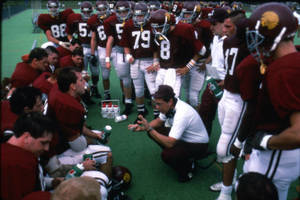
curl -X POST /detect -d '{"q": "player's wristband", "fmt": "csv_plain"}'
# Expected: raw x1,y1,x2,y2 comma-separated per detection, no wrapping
125,54,133,63
260,135,272,150
105,57,110,63
146,126,153,132
233,138,243,149
58,41,63,46
186,59,196,70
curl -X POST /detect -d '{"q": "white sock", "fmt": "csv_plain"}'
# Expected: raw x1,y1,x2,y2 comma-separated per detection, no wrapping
221,183,233,195
125,98,132,104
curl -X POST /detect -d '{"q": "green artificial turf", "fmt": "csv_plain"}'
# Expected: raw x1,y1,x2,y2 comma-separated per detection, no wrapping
1,8,299,200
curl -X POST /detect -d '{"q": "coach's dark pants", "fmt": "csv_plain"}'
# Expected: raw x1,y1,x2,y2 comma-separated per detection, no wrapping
197,84,221,136
161,141,208,176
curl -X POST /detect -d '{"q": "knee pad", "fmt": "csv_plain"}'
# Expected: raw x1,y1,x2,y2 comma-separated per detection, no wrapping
101,66,110,80
133,79,144,98
85,144,111,164
68,135,87,152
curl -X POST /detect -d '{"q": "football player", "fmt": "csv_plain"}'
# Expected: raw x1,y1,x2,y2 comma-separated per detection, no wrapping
89,1,113,100
104,1,134,115
150,9,206,97
9,48,49,98
47,67,113,178
66,1,101,98
210,11,249,200
147,1,161,14
38,0,74,49
59,47,84,70
44,46,59,73
1,87,44,140
1,113,57,200
179,1,213,107
197,7,229,136
236,3,300,200
120,2,158,120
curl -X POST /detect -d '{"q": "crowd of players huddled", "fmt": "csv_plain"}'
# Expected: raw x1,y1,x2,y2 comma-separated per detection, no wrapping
1,1,300,200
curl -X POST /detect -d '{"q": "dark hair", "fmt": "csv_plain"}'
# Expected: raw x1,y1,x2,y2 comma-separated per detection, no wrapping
28,47,48,63
228,10,246,25
236,172,279,200
45,46,59,55
57,67,80,92
72,47,84,57
10,86,42,115
153,85,176,102
13,112,56,138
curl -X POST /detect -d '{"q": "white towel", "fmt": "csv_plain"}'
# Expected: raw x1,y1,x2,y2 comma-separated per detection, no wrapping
163,68,176,88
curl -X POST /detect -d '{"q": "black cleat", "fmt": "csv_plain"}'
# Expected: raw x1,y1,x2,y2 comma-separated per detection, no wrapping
133,108,148,123
91,86,101,98
122,103,133,116
104,93,111,100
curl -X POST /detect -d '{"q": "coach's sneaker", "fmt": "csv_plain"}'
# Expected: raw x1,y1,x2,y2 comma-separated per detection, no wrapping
91,86,101,98
133,108,148,124
178,171,193,182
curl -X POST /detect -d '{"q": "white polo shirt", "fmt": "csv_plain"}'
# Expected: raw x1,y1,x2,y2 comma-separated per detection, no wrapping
159,99,209,143
209,35,227,80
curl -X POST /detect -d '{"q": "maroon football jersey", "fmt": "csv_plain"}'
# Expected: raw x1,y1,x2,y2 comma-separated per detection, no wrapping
1,100,18,134
156,23,204,69
223,35,250,93
59,55,83,71
120,19,154,59
236,55,262,101
1,143,39,200
48,84,85,140
88,14,113,48
193,19,213,55
11,62,41,88
56,45,72,58
253,52,300,133
38,8,73,42
32,72,53,95
104,14,129,46
266,52,300,120
66,13,92,45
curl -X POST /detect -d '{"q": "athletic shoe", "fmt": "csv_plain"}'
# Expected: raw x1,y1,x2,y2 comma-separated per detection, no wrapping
216,193,231,200
210,182,223,192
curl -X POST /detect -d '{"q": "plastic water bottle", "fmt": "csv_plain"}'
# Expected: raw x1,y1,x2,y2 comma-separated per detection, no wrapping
98,125,112,144
115,114,127,123
65,163,84,180
101,103,108,118
206,76,223,99
83,153,93,161
113,105,120,117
